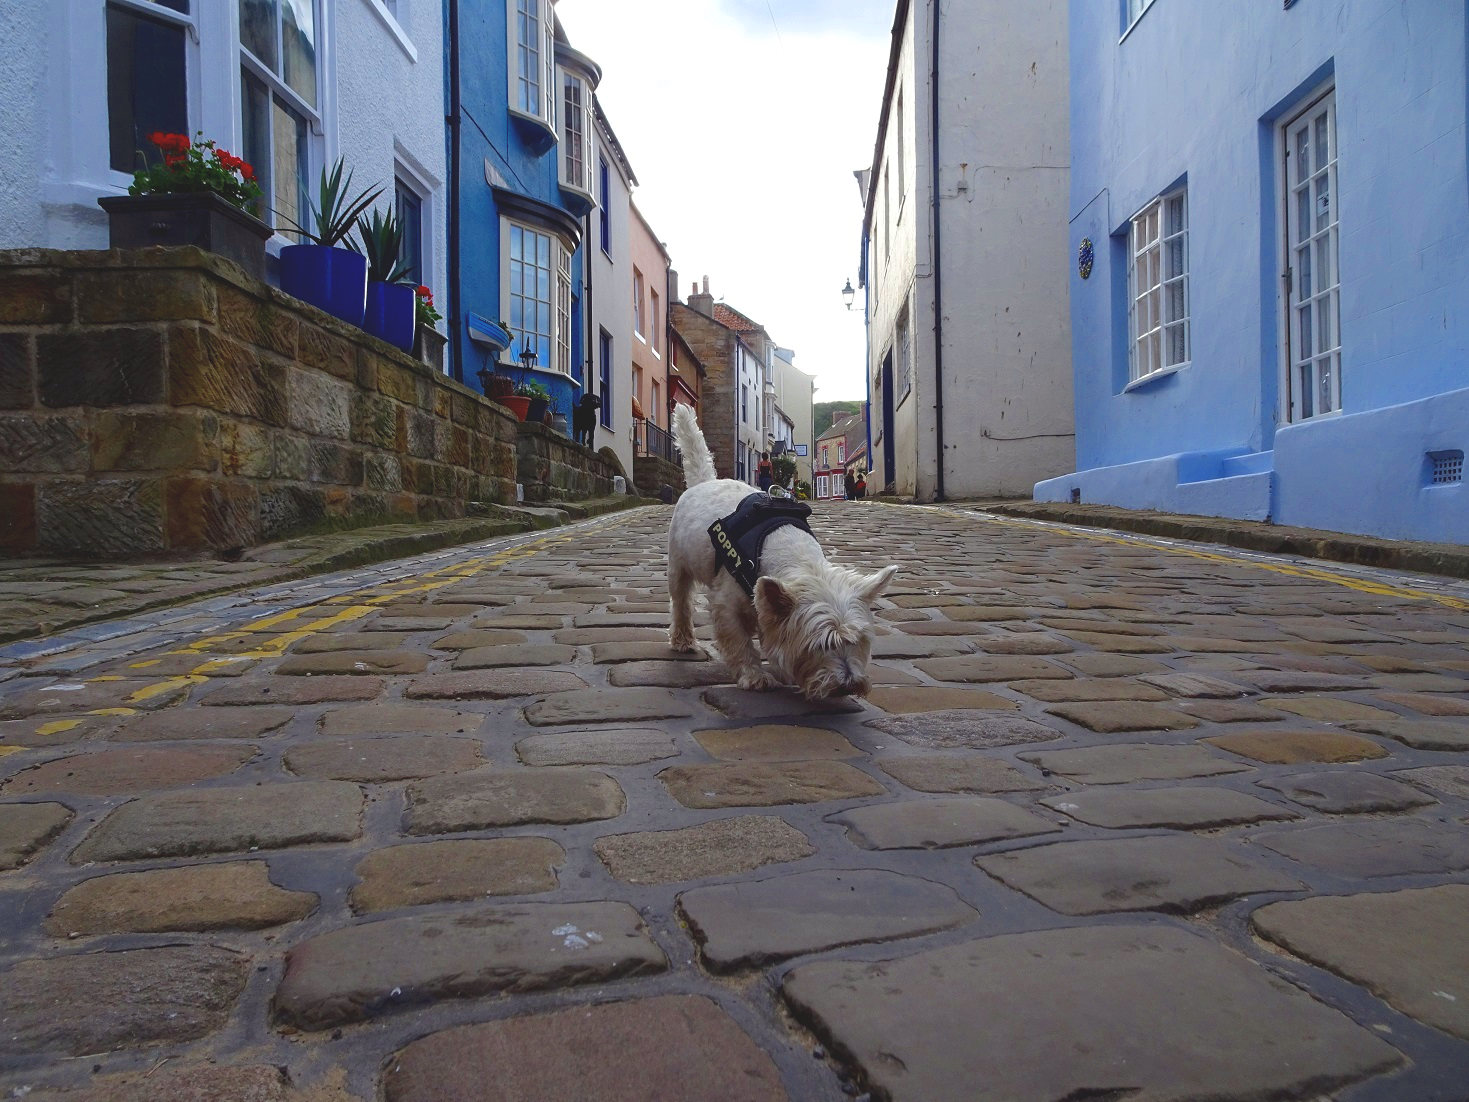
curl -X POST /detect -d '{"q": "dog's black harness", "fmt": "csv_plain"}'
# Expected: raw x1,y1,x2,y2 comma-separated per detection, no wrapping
708,492,814,597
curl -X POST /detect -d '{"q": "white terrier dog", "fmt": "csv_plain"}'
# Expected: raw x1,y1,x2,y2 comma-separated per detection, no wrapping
668,405,897,699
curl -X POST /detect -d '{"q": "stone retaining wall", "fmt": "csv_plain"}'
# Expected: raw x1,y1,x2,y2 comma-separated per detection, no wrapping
516,422,617,503
0,248,600,558
634,454,685,502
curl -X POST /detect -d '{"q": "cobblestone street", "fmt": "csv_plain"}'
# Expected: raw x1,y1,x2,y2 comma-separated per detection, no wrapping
2,502,1468,1101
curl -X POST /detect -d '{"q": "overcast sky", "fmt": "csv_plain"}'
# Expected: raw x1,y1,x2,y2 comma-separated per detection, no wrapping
556,0,896,403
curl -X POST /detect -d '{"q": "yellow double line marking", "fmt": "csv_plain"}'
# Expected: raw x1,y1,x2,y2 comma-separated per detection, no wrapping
7,522,597,747
909,503,1469,613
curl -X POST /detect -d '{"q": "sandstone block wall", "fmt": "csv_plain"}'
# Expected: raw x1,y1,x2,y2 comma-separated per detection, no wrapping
0,248,527,557
516,422,616,503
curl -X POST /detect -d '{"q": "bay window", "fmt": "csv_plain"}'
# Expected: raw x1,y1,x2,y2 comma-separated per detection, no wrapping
509,0,556,133
556,45,600,201
507,219,573,377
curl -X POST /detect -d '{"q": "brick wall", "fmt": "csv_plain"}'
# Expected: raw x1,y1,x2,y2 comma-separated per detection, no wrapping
0,248,529,557
670,303,736,480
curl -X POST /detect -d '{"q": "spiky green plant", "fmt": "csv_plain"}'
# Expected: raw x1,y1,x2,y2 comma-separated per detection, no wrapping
278,158,382,247
353,206,413,283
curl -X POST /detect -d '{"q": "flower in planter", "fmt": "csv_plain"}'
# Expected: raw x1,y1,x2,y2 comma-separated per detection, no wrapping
129,132,262,209
416,285,442,328
515,380,550,400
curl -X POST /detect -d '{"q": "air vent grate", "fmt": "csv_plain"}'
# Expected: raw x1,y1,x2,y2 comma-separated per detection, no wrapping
1428,450,1464,485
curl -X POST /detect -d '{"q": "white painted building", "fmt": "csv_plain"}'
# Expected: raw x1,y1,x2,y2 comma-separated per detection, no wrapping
587,99,637,479
2,0,446,323
769,346,815,488
859,0,1074,500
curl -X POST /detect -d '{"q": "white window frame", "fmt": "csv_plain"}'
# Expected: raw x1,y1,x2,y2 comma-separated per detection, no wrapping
649,289,660,357
1122,0,1157,39
508,0,556,136
503,217,573,379
1281,86,1342,423
1126,185,1189,387
817,475,829,499
837,440,846,464
896,88,905,211
558,68,596,199
633,269,645,340
239,0,327,240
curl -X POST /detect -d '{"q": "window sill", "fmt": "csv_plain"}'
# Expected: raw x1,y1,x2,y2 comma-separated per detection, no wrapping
634,332,647,345
509,108,558,154
361,0,417,62
1118,0,1157,44
1123,363,1187,393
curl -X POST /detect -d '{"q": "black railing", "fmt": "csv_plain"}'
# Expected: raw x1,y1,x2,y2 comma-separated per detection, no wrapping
636,419,677,462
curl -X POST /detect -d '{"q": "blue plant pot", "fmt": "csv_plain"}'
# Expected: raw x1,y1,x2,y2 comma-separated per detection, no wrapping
278,244,368,327
364,281,416,351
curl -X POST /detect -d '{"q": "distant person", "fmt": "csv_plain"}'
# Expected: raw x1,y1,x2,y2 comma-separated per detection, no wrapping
757,452,773,493
855,473,867,500
843,469,855,500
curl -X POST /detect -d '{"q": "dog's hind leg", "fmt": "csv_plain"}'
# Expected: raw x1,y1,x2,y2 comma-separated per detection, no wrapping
668,564,698,652
713,591,774,691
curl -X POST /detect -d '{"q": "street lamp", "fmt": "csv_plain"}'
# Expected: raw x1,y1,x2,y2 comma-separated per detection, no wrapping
841,279,855,311
519,346,538,372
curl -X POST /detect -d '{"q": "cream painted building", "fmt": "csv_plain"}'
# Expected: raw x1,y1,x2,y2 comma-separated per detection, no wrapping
858,0,1073,500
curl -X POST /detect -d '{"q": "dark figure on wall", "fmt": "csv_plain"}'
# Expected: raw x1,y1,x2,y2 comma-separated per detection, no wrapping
573,393,603,448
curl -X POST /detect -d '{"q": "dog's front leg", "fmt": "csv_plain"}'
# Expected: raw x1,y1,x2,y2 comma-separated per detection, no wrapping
712,593,773,690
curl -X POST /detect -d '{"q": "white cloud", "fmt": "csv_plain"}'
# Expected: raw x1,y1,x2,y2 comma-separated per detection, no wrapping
555,0,893,401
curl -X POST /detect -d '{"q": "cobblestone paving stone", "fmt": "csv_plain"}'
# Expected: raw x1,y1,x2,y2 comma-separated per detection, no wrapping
2,502,1468,1099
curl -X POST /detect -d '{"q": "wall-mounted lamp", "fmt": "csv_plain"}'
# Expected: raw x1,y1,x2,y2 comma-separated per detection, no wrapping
519,346,538,372
841,279,856,311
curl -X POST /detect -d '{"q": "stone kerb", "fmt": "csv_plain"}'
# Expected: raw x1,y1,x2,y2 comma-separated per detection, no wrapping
0,247,519,557
516,420,616,503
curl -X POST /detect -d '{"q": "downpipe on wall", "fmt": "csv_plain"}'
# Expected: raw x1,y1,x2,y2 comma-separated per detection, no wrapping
929,0,946,501
447,0,463,384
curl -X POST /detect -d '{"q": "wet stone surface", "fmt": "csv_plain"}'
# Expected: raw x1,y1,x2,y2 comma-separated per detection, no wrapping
2,501,1467,1099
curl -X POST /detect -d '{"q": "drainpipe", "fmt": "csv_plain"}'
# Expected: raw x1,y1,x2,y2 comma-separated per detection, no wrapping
584,211,594,400
447,0,463,383
929,0,946,501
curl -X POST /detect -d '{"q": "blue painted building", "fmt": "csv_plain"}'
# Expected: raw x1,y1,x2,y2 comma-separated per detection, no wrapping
445,0,601,419
1038,0,1468,543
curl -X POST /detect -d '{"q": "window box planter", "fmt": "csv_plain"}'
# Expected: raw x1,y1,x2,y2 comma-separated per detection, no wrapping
279,244,368,328
98,192,272,281
415,326,447,372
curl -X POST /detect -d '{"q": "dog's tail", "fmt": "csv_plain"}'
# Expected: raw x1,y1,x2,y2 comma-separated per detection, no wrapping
672,404,717,487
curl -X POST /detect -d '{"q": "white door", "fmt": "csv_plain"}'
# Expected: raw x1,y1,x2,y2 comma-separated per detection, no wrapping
1283,89,1341,421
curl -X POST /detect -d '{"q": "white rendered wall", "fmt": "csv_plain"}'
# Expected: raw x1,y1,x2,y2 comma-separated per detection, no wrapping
865,0,1073,501
934,0,1073,498
0,0,445,322
771,348,815,486
335,0,448,332
591,124,635,479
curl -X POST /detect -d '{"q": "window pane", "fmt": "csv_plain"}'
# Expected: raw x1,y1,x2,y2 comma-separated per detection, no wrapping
272,96,309,238
241,70,271,223
517,0,540,114
1166,322,1187,366
1165,194,1184,236
282,0,317,106
107,4,188,173
395,181,423,285
1295,126,1310,185
240,0,278,70
1315,112,1329,173
1317,294,1333,353
1166,279,1185,325
1165,236,1184,280
1317,235,1333,289
1297,244,1312,298
1298,364,1314,418
1298,302,1313,358
1296,188,1311,244
1317,358,1333,412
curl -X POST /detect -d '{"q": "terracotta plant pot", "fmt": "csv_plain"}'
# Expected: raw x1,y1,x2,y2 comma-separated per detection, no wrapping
500,395,531,421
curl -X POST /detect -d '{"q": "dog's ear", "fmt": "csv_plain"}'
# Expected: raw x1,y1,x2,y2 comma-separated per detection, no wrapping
754,576,797,623
857,564,899,604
